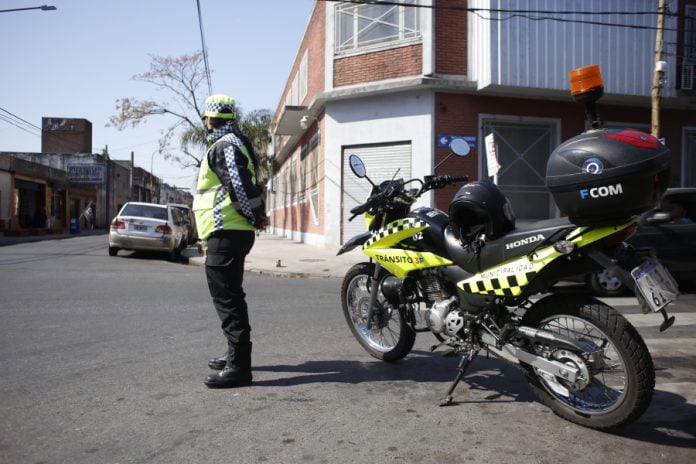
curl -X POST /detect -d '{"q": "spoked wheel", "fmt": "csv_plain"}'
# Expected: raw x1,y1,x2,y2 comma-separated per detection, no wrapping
521,294,655,430
341,263,415,362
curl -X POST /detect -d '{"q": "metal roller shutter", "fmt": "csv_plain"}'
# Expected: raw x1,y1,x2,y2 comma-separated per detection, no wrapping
341,142,411,243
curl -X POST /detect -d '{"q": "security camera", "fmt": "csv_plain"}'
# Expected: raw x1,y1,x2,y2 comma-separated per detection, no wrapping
656,61,667,73
300,115,310,130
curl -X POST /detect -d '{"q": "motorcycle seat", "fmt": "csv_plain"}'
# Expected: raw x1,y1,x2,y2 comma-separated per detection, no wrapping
444,217,576,274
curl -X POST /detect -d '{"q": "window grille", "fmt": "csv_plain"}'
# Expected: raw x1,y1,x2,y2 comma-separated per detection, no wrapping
335,0,420,54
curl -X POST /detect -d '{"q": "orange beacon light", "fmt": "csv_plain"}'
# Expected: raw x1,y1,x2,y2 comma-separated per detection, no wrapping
568,64,605,128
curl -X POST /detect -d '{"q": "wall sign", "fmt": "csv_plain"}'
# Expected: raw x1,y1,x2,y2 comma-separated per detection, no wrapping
437,135,476,148
67,164,104,183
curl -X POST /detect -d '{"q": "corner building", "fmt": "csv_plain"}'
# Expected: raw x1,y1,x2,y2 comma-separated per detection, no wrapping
270,0,696,249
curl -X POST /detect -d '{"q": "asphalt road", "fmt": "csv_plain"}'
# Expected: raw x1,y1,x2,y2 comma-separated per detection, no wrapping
0,235,694,464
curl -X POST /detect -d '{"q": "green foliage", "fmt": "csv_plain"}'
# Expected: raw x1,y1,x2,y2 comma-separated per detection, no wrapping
238,109,274,185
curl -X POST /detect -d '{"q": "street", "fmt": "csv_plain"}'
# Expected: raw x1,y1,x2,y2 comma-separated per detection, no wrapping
0,235,695,464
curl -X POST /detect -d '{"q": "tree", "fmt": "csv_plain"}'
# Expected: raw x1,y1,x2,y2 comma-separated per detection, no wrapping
109,51,274,183
239,109,274,184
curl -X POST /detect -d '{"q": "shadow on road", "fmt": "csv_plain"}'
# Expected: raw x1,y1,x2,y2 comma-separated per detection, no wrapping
253,353,696,448
253,351,535,403
612,389,696,449
116,249,190,265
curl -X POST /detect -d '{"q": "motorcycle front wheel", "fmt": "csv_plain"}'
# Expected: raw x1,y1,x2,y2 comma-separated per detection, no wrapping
521,294,655,430
341,263,415,362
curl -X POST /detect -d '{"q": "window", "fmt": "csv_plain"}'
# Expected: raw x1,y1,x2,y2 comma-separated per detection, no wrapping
335,0,420,54
285,50,308,106
121,203,168,220
686,6,696,60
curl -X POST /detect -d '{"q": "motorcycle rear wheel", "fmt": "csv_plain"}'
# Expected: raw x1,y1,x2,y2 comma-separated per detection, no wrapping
521,294,655,430
341,263,415,362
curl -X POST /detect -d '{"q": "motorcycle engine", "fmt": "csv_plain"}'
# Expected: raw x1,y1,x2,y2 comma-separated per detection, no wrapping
421,296,464,337
416,271,465,337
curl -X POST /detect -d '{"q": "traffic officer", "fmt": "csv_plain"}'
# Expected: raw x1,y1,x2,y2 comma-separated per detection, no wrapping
193,94,268,388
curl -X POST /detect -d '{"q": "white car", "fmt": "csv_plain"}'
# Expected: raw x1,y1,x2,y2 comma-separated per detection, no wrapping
169,203,198,245
108,202,187,260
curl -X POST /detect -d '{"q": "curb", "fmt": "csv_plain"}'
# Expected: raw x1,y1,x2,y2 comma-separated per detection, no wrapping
184,254,345,279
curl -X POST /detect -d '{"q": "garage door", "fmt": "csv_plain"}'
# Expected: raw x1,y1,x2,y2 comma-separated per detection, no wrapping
342,142,411,244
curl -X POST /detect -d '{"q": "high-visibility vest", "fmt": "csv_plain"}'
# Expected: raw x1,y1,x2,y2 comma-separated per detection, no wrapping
193,134,257,239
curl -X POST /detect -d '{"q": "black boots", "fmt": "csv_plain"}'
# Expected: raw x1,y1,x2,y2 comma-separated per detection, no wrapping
204,342,252,389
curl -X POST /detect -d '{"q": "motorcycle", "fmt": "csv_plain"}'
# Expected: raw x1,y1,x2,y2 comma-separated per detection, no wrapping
337,66,678,430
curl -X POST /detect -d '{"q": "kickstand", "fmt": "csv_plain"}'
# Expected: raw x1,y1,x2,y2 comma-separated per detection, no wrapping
439,350,477,407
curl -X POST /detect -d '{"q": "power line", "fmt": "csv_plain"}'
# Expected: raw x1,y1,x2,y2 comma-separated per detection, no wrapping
0,106,42,131
321,0,684,17
0,114,41,138
320,0,694,34
196,0,213,95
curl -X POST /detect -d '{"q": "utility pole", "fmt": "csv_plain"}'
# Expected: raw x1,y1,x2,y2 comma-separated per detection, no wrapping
130,151,134,201
651,0,667,138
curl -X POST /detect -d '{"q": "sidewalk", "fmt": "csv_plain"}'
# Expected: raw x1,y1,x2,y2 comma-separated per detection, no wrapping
0,229,107,247
186,232,365,279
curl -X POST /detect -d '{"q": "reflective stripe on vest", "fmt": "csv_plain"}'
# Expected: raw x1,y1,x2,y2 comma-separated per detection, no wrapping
192,134,257,239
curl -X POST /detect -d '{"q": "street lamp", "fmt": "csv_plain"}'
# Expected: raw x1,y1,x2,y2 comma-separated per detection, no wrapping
0,5,57,13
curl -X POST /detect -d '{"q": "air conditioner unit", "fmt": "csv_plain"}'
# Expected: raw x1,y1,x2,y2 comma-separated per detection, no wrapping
681,64,695,90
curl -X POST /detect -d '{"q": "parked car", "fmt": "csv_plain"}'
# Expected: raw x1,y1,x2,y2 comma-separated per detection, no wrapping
169,203,198,245
583,188,696,296
108,202,187,260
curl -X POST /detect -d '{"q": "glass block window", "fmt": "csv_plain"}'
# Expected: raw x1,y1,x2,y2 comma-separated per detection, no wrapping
335,0,420,54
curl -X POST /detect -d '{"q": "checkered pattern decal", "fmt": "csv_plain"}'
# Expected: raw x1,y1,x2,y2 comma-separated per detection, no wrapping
220,134,254,222
213,187,225,231
459,271,537,297
205,101,234,114
363,218,427,249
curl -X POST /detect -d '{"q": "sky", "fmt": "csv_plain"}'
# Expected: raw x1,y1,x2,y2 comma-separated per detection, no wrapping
0,0,315,191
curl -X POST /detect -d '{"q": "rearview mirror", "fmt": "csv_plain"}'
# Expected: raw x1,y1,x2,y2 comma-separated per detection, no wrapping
450,138,471,157
349,155,366,178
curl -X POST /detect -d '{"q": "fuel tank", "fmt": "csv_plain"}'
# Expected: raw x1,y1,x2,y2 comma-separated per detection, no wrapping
402,207,450,258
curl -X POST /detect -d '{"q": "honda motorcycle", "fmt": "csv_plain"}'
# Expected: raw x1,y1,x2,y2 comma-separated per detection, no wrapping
337,66,678,430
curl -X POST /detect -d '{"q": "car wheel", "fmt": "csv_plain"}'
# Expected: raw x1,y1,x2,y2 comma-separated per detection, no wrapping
587,269,626,296
108,246,119,257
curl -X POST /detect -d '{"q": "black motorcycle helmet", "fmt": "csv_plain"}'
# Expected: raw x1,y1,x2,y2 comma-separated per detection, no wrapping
448,181,516,242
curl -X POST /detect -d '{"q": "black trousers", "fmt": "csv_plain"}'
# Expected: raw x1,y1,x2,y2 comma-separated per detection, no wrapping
205,230,256,361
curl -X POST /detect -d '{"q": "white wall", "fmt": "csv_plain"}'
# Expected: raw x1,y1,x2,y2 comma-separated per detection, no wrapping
324,91,435,247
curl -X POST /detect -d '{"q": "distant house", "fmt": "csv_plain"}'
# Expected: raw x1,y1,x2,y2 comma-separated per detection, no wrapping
269,0,696,248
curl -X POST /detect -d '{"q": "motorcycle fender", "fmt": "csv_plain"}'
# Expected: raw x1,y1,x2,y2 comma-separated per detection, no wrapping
337,231,371,256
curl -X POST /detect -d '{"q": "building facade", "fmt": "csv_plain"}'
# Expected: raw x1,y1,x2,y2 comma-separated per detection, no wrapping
269,0,696,248
0,154,68,231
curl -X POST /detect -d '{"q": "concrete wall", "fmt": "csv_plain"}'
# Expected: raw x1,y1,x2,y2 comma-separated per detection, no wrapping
324,90,435,247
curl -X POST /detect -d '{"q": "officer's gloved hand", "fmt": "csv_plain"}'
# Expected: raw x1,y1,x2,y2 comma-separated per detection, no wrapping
254,215,270,230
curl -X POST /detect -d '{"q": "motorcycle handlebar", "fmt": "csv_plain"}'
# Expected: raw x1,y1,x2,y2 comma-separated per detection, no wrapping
348,174,467,221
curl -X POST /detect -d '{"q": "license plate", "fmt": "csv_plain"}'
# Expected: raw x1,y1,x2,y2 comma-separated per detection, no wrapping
631,258,679,312
133,224,148,232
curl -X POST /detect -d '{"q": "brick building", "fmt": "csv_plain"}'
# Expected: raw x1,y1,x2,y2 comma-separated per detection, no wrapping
270,0,696,248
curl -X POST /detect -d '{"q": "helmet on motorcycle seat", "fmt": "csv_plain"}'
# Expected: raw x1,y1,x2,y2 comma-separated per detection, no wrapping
448,181,515,242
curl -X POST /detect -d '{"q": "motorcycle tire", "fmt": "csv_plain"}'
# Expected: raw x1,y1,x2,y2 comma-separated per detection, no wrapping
341,263,415,362
521,293,654,430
